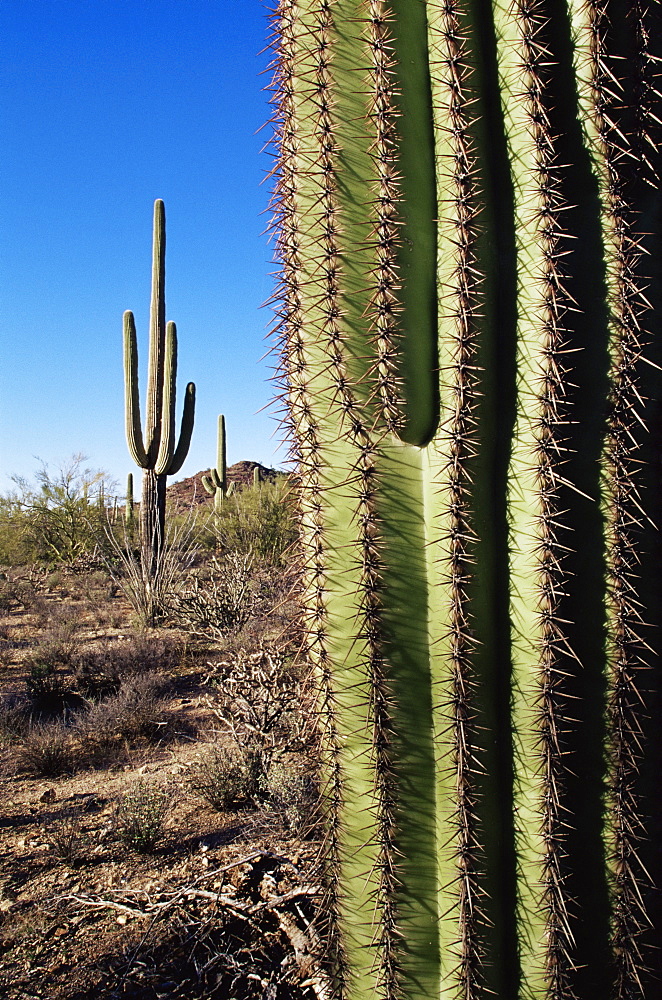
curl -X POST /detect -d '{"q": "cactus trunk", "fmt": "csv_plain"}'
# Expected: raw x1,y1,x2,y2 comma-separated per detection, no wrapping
270,2,662,998
140,469,165,580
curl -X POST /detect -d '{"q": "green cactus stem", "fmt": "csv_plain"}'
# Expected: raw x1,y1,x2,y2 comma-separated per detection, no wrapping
123,199,195,578
253,466,261,489
270,2,662,999
202,414,235,513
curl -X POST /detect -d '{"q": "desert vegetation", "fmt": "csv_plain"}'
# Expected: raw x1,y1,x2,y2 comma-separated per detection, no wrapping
0,464,328,999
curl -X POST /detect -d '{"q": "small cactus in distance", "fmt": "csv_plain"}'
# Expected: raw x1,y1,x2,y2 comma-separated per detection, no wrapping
202,414,235,513
252,466,261,490
123,199,195,579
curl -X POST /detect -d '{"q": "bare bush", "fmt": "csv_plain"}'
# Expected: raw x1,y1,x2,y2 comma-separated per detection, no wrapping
71,636,178,700
204,645,316,783
262,761,320,835
0,694,31,745
17,720,74,776
74,671,170,761
172,551,256,640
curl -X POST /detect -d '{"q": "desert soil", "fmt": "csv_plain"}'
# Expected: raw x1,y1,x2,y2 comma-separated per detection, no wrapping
0,566,327,1000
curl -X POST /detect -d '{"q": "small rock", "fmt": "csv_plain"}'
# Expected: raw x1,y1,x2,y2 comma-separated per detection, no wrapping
40,789,57,804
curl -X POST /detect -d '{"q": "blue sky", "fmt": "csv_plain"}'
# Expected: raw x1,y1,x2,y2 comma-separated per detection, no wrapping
0,0,283,496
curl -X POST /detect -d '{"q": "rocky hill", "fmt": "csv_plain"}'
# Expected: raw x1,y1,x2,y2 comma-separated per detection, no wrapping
166,461,282,513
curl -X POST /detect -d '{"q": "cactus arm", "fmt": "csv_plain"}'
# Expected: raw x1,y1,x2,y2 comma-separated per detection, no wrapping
166,381,195,477
155,321,177,476
123,310,149,469
201,473,215,496
145,198,167,462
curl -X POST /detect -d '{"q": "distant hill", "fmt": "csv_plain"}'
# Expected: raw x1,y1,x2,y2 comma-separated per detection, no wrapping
166,461,282,513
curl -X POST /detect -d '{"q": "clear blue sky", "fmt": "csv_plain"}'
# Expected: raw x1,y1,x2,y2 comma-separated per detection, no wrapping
0,0,283,496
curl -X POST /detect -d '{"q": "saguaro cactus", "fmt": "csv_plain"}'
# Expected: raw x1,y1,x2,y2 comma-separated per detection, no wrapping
123,200,195,577
271,3,662,999
202,414,235,512
125,472,135,532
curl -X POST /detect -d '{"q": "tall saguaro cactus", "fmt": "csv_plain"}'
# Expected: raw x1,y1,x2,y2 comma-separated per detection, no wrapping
270,2,662,999
123,199,195,578
202,414,235,512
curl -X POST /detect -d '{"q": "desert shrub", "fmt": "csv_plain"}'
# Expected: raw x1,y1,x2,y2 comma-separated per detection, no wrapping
75,670,170,751
205,646,313,772
0,623,13,667
0,694,31,744
71,636,178,700
189,743,262,811
102,514,199,627
0,581,14,614
47,809,87,865
25,661,69,713
0,574,41,613
17,720,74,776
172,552,256,640
3,456,117,567
262,762,319,835
74,569,115,604
114,779,174,852
23,628,82,715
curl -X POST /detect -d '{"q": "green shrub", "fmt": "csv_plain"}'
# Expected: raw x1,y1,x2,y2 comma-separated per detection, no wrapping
1,456,117,567
189,743,262,811
213,477,296,566
114,779,173,852
262,762,319,835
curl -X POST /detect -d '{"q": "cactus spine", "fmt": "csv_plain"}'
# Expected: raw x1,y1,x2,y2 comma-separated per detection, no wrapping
123,200,195,577
202,414,234,512
271,2,662,999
